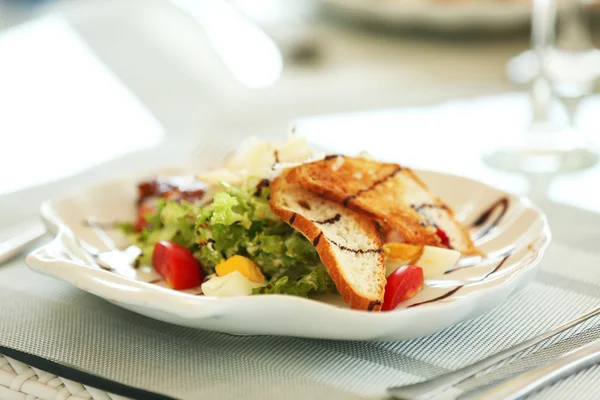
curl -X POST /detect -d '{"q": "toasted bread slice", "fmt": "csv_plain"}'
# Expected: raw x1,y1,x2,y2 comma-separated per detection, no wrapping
270,172,386,311
287,156,479,255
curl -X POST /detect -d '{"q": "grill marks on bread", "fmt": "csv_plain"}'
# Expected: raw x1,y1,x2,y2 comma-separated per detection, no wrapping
342,165,403,207
287,156,479,255
270,172,386,311
286,156,440,247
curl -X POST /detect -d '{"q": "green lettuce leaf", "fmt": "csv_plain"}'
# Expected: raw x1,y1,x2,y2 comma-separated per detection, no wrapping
253,266,337,297
121,179,337,297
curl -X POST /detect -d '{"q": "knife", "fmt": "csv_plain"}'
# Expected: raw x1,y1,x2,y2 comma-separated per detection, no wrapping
170,0,283,89
472,337,600,400
388,306,600,400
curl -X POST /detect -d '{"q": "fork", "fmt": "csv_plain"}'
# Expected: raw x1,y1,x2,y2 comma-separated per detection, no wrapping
387,306,600,400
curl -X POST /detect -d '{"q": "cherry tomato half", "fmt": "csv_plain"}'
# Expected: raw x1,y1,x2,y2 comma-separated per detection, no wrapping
152,241,203,290
382,265,424,311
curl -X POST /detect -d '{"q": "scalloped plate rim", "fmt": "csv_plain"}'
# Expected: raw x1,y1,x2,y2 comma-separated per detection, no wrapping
25,166,551,340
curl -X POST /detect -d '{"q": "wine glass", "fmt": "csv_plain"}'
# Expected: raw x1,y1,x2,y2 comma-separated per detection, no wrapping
485,0,598,173
548,0,600,130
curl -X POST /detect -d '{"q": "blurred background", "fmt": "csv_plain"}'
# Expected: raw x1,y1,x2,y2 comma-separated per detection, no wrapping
1,0,600,224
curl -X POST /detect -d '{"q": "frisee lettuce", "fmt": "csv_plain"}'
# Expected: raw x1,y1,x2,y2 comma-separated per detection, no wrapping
253,266,337,297
123,180,336,298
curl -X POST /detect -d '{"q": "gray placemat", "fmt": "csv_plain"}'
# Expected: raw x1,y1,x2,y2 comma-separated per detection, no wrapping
1,240,599,400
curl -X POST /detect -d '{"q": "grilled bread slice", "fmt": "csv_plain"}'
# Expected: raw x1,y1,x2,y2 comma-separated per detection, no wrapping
270,172,386,311
287,156,479,255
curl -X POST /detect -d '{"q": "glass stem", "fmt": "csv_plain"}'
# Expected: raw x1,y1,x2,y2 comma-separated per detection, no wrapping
529,76,553,126
529,0,557,129
562,95,584,129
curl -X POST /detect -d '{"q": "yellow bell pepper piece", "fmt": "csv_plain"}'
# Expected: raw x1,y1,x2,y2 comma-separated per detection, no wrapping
215,255,265,283
383,243,422,262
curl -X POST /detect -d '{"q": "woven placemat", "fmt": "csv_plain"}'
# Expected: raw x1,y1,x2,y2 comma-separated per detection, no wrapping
0,355,129,400
0,238,599,400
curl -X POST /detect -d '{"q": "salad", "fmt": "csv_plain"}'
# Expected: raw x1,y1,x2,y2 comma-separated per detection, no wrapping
120,137,476,311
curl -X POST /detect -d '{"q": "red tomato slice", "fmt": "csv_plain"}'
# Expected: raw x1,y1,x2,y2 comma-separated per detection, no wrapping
134,203,156,232
382,265,424,311
152,241,203,290
436,228,451,248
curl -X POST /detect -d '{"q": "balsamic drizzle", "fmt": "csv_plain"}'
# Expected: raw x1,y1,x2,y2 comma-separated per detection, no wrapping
408,255,510,308
342,165,403,207
482,254,510,279
288,211,342,227
412,203,449,212
435,196,512,274
309,230,383,254
470,197,509,241
410,203,449,228
408,286,462,308
445,246,514,274
411,205,437,227
270,150,281,171
328,239,384,254
368,300,382,311
312,214,342,225
254,179,270,197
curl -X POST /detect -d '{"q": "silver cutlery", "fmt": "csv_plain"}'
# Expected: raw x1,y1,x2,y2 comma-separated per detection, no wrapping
474,337,600,400
0,224,46,265
387,306,600,400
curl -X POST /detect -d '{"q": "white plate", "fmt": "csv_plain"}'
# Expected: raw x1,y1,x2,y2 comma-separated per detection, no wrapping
320,0,531,32
26,167,550,341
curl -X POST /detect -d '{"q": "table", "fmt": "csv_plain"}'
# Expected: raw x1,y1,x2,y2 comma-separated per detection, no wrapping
0,1,599,399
